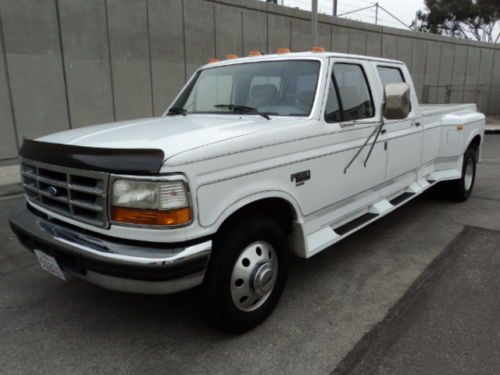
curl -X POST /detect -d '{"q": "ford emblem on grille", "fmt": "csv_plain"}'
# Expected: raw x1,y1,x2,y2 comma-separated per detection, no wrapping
47,186,59,196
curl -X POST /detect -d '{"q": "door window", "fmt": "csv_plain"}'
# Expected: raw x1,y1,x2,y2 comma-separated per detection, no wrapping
324,77,342,123
325,63,375,123
333,64,374,121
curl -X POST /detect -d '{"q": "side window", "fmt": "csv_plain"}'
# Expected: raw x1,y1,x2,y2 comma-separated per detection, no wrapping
377,66,405,87
333,63,375,121
324,76,342,123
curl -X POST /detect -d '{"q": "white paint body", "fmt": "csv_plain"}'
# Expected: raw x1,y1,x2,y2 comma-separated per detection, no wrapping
37,52,485,258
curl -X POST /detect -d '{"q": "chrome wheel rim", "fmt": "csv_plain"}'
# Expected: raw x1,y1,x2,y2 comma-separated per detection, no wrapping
464,158,474,191
230,241,278,312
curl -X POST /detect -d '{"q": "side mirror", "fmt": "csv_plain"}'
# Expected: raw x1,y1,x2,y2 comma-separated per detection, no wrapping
383,82,411,120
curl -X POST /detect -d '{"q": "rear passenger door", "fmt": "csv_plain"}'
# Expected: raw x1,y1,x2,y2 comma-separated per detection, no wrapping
377,64,423,180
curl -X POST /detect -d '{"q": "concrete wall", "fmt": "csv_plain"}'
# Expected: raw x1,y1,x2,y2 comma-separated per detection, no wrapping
1,0,500,162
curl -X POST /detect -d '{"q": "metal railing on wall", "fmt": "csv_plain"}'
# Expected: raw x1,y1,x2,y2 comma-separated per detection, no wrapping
422,84,500,114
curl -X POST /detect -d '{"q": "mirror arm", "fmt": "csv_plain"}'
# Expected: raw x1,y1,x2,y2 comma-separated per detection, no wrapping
363,101,386,167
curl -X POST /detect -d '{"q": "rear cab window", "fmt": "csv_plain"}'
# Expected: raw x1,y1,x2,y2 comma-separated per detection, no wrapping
325,62,375,124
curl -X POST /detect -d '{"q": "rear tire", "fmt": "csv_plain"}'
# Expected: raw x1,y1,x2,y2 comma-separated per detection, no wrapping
201,215,289,334
447,146,477,202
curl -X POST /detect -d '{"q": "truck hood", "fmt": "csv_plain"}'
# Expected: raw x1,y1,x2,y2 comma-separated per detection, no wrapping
38,115,302,161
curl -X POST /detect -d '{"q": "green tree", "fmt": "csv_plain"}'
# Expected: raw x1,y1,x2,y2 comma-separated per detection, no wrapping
413,0,500,43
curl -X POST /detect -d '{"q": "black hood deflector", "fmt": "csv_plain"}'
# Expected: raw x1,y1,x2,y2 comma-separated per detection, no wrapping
20,139,165,175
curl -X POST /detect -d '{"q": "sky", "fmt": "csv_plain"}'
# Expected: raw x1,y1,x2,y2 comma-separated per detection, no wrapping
267,0,427,30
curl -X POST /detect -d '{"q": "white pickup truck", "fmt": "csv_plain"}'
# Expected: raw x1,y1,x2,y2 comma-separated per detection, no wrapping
9,51,484,333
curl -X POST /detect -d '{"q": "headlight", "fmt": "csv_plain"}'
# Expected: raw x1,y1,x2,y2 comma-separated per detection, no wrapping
111,178,191,226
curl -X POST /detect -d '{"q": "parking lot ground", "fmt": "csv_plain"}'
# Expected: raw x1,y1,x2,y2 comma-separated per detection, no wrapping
0,135,499,375
336,226,500,375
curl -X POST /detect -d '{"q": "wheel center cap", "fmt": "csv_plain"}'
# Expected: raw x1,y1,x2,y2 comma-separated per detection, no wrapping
252,262,274,297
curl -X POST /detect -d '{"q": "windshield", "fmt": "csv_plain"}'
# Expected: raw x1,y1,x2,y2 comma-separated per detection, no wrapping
171,60,321,117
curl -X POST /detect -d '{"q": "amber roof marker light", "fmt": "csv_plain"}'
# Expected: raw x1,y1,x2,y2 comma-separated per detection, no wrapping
312,46,326,52
226,54,239,59
248,50,263,57
207,58,220,63
277,48,290,54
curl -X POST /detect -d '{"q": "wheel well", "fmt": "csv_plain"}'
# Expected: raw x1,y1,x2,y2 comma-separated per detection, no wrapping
469,135,481,150
217,198,297,235
468,135,482,159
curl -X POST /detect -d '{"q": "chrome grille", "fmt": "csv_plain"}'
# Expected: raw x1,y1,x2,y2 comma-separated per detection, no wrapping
21,159,109,228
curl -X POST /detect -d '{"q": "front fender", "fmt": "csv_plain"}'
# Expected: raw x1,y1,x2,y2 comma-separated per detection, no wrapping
196,185,303,229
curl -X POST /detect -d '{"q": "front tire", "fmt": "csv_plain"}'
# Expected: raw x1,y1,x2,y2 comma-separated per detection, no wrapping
201,215,289,334
447,146,477,202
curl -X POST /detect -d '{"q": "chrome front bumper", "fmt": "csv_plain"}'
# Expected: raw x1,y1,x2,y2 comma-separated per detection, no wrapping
9,203,212,295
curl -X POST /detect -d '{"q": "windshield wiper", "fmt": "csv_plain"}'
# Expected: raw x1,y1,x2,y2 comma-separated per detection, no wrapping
214,104,271,120
167,107,186,116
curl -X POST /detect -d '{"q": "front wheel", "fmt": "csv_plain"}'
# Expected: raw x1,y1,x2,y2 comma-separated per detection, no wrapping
200,215,289,334
447,147,477,202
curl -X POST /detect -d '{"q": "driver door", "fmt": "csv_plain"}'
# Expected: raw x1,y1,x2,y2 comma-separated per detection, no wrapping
319,59,388,207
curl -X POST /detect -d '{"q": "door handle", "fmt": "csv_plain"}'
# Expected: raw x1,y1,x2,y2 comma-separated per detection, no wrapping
413,121,421,127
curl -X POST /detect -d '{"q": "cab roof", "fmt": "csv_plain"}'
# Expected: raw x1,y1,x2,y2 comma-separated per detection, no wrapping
201,51,404,69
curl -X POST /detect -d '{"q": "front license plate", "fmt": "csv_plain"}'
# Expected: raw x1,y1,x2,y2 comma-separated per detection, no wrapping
34,250,66,281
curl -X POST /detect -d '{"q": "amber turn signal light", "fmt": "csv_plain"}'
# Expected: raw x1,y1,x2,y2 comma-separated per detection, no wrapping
111,206,192,226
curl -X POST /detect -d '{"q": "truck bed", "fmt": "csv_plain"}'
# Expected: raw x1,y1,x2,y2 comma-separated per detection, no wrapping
420,103,477,117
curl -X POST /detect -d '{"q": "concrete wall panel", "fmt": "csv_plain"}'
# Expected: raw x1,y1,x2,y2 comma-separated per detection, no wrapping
381,34,397,59
410,39,427,101
463,47,481,104
0,0,69,141
148,0,185,115
291,18,310,52
477,49,493,113
0,11,17,159
242,9,267,54
184,0,215,78
488,51,500,113
436,44,455,103
450,45,468,103
348,30,366,55
268,14,291,53
366,32,382,57
331,26,349,53
107,0,152,121
215,4,243,58
318,23,331,52
59,0,114,128
396,37,412,68
423,41,441,103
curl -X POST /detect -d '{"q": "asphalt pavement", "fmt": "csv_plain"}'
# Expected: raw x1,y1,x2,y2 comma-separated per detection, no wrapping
336,226,500,375
1,135,499,375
